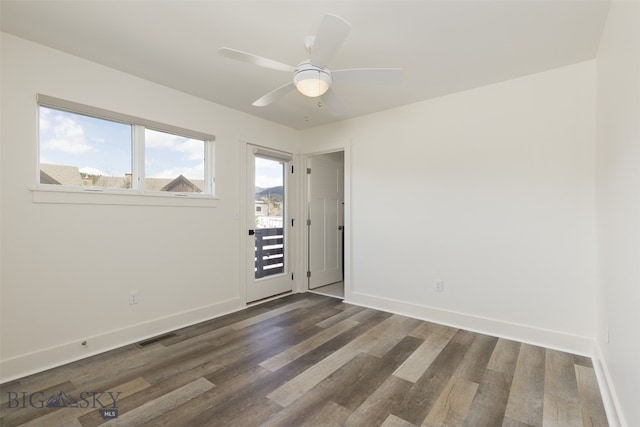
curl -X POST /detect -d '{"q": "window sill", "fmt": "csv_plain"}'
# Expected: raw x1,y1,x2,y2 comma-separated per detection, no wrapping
31,187,219,208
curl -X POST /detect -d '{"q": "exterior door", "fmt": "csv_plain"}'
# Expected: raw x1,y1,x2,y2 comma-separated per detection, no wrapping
246,146,293,302
308,154,344,289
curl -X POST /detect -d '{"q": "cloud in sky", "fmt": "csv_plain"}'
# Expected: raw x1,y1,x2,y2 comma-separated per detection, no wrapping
150,163,204,180
79,166,107,176
145,129,177,148
255,157,283,188
41,109,93,154
145,129,204,179
145,129,203,161
255,174,282,189
40,108,52,131
175,139,204,161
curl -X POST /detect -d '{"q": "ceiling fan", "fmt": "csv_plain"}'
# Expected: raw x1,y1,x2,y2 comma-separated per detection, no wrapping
218,13,403,115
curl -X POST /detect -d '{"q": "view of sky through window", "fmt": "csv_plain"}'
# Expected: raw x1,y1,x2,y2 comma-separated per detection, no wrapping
255,157,284,189
40,106,283,190
39,106,131,178
39,107,208,181
144,128,203,180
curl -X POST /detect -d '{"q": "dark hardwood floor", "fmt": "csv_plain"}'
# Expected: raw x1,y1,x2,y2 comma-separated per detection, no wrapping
0,293,608,426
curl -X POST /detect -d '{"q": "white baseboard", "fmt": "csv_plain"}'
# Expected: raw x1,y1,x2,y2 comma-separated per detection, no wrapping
3,290,625,427
346,291,594,356
0,297,243,384
592,342,626,427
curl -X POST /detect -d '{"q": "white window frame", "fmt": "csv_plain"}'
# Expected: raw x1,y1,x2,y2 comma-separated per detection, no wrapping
33,94,217,207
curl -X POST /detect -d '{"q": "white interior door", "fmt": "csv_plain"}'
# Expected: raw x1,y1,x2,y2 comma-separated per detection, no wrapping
246,146,293,302
308,154,344,289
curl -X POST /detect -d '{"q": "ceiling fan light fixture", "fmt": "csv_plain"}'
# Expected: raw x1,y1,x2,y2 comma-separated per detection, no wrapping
294,67,332,98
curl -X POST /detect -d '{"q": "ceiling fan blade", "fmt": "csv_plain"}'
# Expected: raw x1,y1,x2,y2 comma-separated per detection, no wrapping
218,47,295,73
253,82,296,107
310,14,351,68
321,89,347,116
332,68,404,85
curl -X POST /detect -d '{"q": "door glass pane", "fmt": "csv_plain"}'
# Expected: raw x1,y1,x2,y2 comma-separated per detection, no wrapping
254,157,285,279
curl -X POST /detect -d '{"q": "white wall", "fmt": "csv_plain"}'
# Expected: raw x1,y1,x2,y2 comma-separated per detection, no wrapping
595,1,640,426
4,28,630,424
0,33,300,381
302,61,597,354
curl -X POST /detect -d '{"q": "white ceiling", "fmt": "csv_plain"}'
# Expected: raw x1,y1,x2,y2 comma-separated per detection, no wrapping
1,1,610,130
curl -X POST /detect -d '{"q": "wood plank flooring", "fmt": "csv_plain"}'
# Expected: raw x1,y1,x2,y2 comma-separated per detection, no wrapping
0,293,609,426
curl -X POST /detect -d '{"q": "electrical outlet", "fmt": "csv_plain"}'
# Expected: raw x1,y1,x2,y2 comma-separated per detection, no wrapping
129,290,139,305
434,280,444,292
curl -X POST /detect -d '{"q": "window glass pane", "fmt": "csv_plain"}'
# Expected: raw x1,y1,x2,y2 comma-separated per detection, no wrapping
255,157,284,229
144,129,204,193
39,106,132,189
254,156,285,279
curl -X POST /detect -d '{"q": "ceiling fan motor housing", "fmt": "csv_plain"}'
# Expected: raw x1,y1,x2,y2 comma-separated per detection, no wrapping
294,62,332,97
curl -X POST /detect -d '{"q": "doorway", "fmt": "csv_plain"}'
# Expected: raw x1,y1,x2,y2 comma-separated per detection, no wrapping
307,151,345,298
246,145,294,303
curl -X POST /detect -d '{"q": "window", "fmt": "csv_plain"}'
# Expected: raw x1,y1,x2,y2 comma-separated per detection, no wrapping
37,95,215,198
144,129,205,194
39,107,133,190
